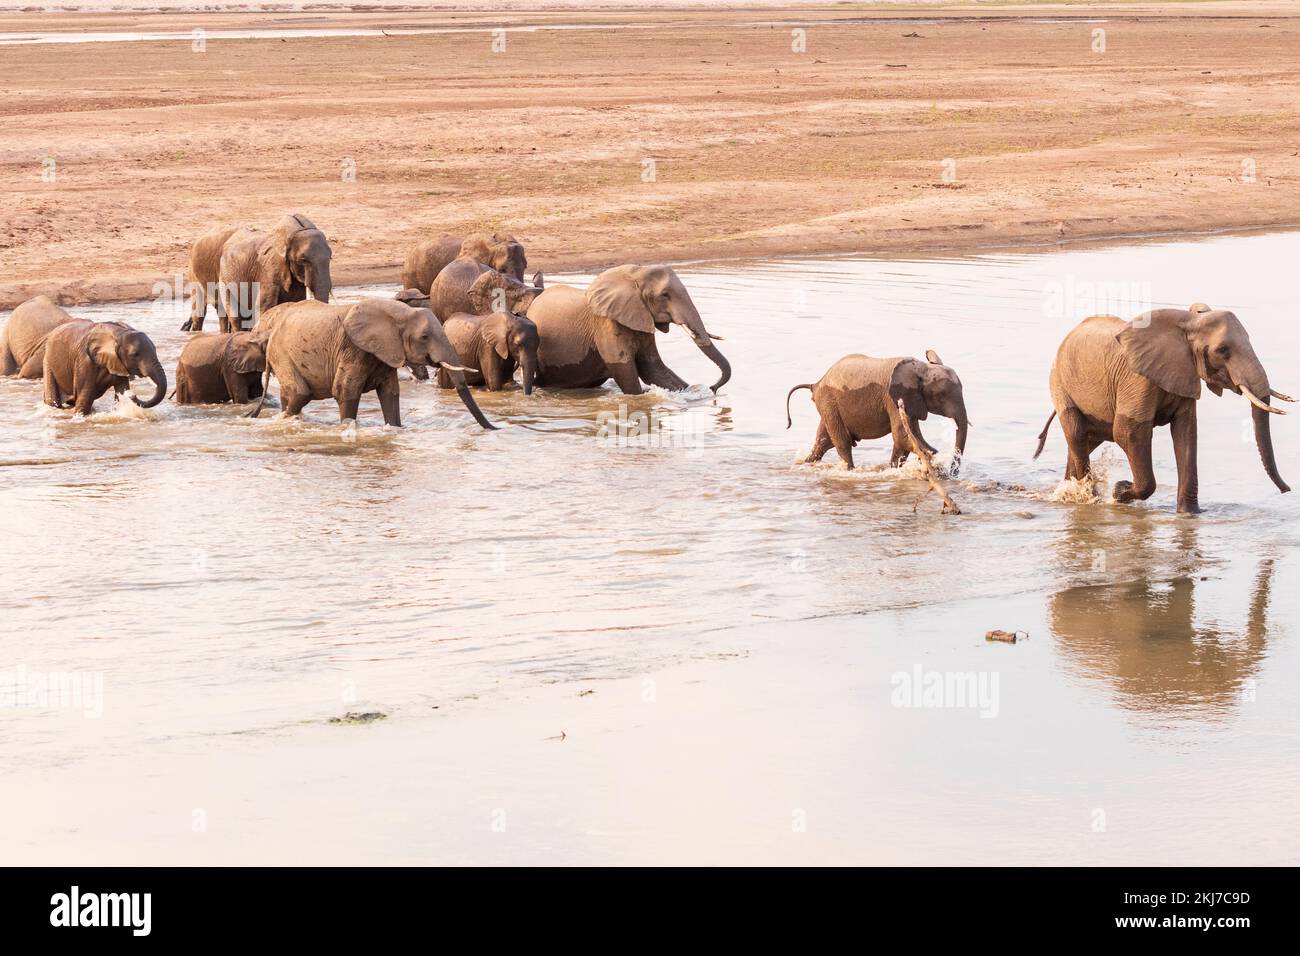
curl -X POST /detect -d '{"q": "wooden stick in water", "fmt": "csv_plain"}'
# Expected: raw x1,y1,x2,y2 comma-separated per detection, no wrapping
896,398,961,515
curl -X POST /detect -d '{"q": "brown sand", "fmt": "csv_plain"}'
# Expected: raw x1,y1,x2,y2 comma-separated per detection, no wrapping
2,3,1299,308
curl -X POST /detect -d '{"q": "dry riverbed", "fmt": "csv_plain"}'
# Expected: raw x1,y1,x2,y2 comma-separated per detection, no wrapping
2,3,1300,307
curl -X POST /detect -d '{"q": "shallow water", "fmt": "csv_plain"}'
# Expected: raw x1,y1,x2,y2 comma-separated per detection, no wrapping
2,232,1299,848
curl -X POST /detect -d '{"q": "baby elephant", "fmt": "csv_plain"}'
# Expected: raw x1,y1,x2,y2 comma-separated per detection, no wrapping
787,351,969,471
174,332,266,404
438,312,539,394
43,320,167,414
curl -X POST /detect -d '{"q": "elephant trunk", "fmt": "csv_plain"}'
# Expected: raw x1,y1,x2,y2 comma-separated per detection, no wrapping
441,365,496,430
952,409,969,477
1251,402,1289,494
133,362,167,409
520,353,537,396
1235,361,1290,494
309,271,332,304
698,341,731,394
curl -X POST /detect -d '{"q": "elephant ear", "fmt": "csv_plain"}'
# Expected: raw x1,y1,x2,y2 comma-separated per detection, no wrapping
458,232,498,265
85,324,129,377
481,315,510,361
227,335,264,375
256,227,293,294
586,266,654,333
343,301,405,368
888,359,929,422
1116,310,1200,400
925,349,943,365
468,272,506,314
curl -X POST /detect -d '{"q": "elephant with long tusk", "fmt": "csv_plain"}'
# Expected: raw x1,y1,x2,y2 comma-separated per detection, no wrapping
1034,303,1289,513
245,298,495,430
527,264,730,395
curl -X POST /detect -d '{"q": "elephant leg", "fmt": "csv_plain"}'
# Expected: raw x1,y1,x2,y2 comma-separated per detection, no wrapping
606,361,644,396
1171,404,1201,514
0,337,16,376
1113,416,1156,503
336,392,361,422
18,352,44,379
1059,406,1093,481
908,418,938,457
823,410,855,470
42,366,64,408
377,374,402,427
803,422,833,463
636,350,688,391
184,279,206,332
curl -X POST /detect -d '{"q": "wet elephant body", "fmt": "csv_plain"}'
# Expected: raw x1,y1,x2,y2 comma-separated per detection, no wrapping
41,319,167,415
1038,305,1291,513
527,265,730,395
787,351,969,471
174,332,266,405
248,298,494,430
438,311,539,393
0,295,79,378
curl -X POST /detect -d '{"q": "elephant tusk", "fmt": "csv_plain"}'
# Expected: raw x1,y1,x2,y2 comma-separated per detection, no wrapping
439,361,478,374
1242,385,1286,415
1270,389,1296,403
707,332,725,341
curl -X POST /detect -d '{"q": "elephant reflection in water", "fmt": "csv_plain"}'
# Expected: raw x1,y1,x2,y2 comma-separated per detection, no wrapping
1049,519,1275,714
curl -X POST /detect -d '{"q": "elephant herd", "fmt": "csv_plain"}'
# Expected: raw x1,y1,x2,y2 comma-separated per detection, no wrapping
0,212,1291,513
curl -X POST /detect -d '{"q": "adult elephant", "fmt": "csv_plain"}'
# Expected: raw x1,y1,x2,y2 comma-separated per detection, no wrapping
174,331,266,404
428,256,544,322
785,350,969,472
42,320,167,414
400,232,527,292
439,311,539,394
182,213,332,332
1035,303,1291,513
0,295,78,378
527,264,730,395
247,298,494,430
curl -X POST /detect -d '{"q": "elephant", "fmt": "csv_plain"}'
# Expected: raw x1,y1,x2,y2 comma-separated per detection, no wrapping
785,351,969,472
400,231,528,292
428,256,544,322
526,264,730,395
438,311,539,394
182,213,332,332
174,331,266,404
41,320,167,414
247,298,494,430
0,295,78,378
1034,303,1291,513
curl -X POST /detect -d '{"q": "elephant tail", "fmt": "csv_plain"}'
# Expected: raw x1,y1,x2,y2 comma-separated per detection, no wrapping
785,383,814,428
245,361,274,419
1033,410,1057,459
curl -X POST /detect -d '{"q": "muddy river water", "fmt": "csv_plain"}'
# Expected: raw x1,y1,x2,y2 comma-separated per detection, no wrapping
3,230,1298,863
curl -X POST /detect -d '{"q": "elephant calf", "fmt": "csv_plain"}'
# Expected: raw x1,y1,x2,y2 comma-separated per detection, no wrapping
786,351,969,472
439,312,539,394
1,295,78,378
528,264,730,395
428,256,544,322
401,232,528,292
174,332,267,405
248,298,494,430
42,320,167,415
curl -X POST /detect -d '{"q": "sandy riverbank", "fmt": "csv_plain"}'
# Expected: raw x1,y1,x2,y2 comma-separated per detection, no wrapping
2,3,1299,308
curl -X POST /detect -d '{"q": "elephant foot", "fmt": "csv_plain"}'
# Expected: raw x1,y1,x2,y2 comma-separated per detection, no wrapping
1177,499,1203,516
1112,479,1134,503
